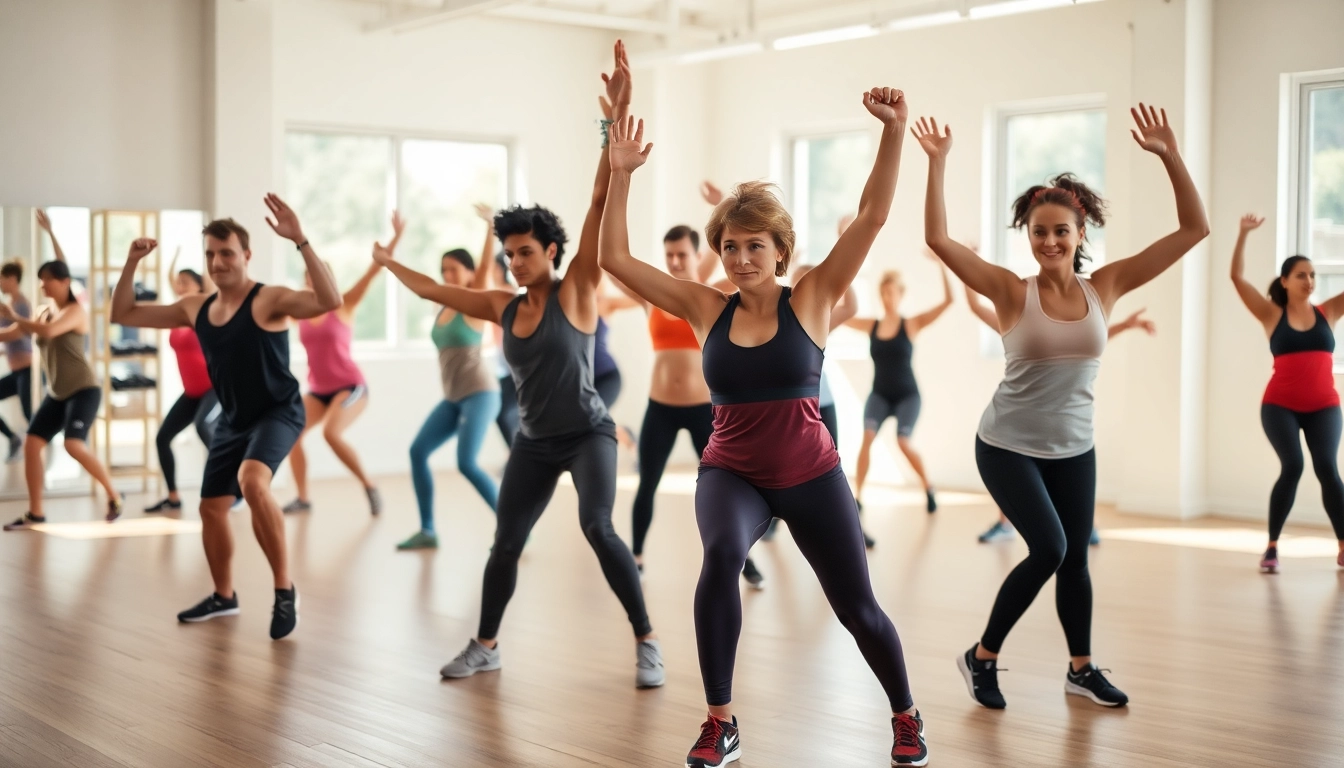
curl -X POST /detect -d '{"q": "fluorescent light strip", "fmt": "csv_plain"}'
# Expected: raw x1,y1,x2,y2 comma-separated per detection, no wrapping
969,0,1101,20
771,24,878,51
676,41,765,64
885,10,965,32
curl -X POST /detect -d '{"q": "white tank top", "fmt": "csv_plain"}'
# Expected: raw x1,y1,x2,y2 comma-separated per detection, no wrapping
978,275,1108,459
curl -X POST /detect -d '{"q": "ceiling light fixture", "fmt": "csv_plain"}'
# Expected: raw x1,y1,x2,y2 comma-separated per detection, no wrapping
771,24,878,51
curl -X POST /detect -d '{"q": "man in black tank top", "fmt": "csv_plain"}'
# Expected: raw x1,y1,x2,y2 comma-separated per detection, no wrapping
111,195,343,641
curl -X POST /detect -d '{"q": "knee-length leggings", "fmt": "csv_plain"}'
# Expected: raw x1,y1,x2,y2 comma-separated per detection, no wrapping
630,400,713,556
478,429,651,639
975,437,1095,657
694,464,912,710
1261,403,1344,541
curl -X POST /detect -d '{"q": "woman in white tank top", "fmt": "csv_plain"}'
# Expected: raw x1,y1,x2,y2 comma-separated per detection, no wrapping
915,105,1209,711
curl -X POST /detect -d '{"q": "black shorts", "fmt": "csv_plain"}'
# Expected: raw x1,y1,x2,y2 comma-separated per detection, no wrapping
201,403,305,499
29,387,101,442
309,383,367,408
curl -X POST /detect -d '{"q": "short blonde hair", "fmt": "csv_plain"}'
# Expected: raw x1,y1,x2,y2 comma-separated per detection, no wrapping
705,181,796,277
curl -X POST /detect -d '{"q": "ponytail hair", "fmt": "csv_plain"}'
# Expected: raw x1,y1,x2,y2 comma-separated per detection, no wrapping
37,260,76,303
1268,255,1310,307
1010,173,1108,273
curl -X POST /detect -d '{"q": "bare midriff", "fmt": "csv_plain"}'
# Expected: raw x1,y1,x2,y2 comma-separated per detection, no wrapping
649,348,711,406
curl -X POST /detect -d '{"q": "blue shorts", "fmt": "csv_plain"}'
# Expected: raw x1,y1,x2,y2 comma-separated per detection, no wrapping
863,392,921,438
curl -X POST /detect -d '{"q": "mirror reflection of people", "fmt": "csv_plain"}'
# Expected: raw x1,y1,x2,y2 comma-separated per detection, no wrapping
0,258,35,462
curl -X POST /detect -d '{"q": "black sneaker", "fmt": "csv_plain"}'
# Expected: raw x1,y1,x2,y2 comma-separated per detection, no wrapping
270,585,299,640
177,592,240,622
926,489,938,513
890,710,929,766
145,498,183,513
957,645,1006,709
106,495,124,522
1065,663,1128,707
3,512,45,532
685,714,741,768
741,558,765,590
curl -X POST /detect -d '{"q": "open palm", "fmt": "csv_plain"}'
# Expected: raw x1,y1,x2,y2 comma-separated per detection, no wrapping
1130,103,1177,157
609,116,652,173
1240,213,1265,233
601,40,632,111
863,87,907,125
911,117,952,159
264,193,305,242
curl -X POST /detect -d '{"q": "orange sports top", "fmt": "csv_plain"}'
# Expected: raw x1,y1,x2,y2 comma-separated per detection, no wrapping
649,307,700,351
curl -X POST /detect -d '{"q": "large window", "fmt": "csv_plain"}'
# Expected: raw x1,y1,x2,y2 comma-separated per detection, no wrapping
791,132,873,267
1288,74,1344,367
284,130,509,348
993,102,1107,277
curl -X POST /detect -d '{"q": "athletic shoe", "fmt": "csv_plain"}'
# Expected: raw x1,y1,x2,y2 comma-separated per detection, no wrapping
1065,663,1129,707
282,498,311,514
270,585,299,640
396,530,438,550
685,715,740,768
440,638,501,679
366,487,382,516
1260,546,1279,574
741,558,765,590
1089,527,1101,546
144,498,183,513
978,521,1015,543
177,592,240,622
636,638,665,689
863,529,877,549
106,496,124,522
6,435,21,463
890,710,929,767
925,489,937,513
957,645,1006,709
3,513,45,532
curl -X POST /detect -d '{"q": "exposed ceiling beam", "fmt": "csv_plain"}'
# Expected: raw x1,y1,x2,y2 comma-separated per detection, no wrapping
484,4,720,40
362,0,524,34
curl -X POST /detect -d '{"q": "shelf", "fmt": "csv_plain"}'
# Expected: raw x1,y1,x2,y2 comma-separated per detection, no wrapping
99,354,159,363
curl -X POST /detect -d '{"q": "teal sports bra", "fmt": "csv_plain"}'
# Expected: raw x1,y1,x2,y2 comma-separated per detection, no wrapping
432,309,483,349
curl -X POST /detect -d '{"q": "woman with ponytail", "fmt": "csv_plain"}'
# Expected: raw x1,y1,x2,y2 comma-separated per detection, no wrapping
1230,213,1344,573
918,104,1209,711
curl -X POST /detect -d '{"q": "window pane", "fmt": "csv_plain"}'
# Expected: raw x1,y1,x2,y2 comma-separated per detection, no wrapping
1309,85,1344,265
793,133,872,267
1002,109,1106,276
398,139,509,344
284,133,392,342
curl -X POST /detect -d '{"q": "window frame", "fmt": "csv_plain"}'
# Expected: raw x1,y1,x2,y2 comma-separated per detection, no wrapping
283,123,516,357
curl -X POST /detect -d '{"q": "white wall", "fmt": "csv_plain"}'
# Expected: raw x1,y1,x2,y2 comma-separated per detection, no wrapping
0,0,208,211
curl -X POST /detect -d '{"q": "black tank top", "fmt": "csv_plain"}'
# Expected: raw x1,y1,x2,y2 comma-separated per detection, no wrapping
1269,306,1334,356
195,283,302,428
870,318,917,400
702,287,822,403
501,281,613,440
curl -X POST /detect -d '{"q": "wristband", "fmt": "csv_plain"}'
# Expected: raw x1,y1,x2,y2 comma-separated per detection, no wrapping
296,240,310,251
599,118,615,148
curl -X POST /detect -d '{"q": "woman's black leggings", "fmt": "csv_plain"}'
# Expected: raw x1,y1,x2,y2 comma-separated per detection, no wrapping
975,437,1095,657
631,400,713,556
0,366,33,440
496,375,518,448
1261,403,1344,541
478,429,650,639
157,390,221,492
694,464,912,710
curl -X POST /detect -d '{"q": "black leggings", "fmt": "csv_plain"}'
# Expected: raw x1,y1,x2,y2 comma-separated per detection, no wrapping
819,403,838,448
157,390,221,492
0,366,33,440
496,375,518,448
694,464,912,710
1261,404,1344,541
975,437,1095,657
631,400,713,556
479,429,650,639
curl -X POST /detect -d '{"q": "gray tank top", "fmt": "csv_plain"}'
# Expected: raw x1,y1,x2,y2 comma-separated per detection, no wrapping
978,275,1107,459
502,281,613,440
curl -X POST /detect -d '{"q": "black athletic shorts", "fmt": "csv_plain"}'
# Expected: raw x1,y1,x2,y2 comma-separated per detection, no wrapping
309,383,367,408
201,402,305,499
29,387,101,443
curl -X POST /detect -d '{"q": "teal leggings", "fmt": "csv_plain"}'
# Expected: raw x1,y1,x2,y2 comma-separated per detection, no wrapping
410,390,501,533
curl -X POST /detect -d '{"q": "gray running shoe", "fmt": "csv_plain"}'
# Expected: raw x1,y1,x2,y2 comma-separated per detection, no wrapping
397,530,439,550
282,498,312,514
366,487,382,516
978,521,1015,543
636,639,666,689
440,639,501,679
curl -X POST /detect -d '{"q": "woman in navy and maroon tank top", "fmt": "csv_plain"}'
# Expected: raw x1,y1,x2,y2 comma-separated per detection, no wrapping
599,90,930,768
1231,215,1344,573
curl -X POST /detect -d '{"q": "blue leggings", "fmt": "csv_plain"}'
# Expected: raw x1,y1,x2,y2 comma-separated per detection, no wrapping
410,390,501,533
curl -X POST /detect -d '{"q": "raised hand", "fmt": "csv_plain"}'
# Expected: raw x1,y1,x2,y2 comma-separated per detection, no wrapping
473,203,494,224
127,238,158,262
264,193,306,243
911,117,952,159
1130,103,1177,157
862,87,907,126
1121,308,1157,335
35,209,53,232
609,116,653,174
600,40,632,113
700,180,723,206
1240,213,1265,233
390,210,406,239
371,241,395,267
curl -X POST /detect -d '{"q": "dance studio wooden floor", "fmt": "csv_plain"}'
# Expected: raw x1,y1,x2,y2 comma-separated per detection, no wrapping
2,469,1342,767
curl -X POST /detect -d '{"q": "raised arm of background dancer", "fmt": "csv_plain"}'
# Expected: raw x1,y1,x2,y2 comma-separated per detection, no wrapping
1227,213,1279,325
343,212,402,311
695,182,726,284
908,255,954,335
374,242,511,324
1108,308,1156,339
110,238,196,329
604,271,650,310
0,300,84,339
600,118,725,333
35,210,67,264
964,284,1000,332
916,119,1019,306
831,284,858,331
1090,105,1210,305
264,194,343,319
797,89,907,315
568,41,632,300
164,247,183,299
470,204,496,291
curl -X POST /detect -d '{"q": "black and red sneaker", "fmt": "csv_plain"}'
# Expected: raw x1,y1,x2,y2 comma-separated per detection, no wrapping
891,710,929,766
685,714,740,768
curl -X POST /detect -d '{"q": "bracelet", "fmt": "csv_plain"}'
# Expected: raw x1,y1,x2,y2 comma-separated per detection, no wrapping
296,240,310,251
599,118,615,148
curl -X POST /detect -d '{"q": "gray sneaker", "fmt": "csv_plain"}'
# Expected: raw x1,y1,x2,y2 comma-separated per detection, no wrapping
366,487,382,516
636,639,665,689
440,639,501,679
282,498,311,514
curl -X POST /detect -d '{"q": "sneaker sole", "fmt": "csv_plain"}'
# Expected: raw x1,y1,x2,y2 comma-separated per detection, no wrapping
892,754,930,767
1260,564,1278,574
636,677,665,689
685,745,741,768
179,607,241,623
440,661,502,679
956,653,1004,709
1064,681,1127,707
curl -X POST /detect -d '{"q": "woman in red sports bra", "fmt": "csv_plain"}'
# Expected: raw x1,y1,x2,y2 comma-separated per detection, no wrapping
1230,213,1344,573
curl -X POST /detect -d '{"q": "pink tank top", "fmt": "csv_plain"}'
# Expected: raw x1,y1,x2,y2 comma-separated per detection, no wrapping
298,312,364,394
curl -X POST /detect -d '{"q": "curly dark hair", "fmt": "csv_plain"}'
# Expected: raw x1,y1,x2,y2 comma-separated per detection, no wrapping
1010,173,1108,273
493,205,568,270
